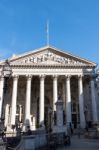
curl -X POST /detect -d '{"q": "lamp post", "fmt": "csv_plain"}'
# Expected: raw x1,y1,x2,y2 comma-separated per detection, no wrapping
0,59,12,131
1,59,12,77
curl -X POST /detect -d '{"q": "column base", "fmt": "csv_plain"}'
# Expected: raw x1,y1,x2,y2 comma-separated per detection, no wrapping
5,125,17,137
52,125,67,134
30,125,36,131
80,122,85,129
39,124,45,130
23,118,32,131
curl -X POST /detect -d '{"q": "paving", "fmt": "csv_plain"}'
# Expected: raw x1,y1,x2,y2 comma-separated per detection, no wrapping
41,135,99,150
0,134,99,150
57,135,99,150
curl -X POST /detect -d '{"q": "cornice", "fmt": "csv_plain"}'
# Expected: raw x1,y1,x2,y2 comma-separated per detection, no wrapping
0,46,96,68
8,46,96,66
10,64,94,69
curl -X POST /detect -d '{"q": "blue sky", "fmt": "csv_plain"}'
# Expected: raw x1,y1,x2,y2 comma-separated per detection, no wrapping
0,0,99,66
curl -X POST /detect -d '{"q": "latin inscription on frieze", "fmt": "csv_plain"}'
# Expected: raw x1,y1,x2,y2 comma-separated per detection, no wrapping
20,50,84,65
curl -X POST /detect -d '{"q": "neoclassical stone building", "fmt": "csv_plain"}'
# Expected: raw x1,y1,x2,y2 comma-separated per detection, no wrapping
0,46,98,132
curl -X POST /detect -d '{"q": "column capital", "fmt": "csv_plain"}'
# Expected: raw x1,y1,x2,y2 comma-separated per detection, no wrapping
26,75,32,80
0,76,4,81
53,75,58,80
12,75,19,79
78,75,83,79
90,75,96,81
39,74,45,80
65,75,71,80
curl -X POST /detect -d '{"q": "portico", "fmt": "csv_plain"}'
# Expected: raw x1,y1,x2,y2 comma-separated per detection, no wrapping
0,46,98,132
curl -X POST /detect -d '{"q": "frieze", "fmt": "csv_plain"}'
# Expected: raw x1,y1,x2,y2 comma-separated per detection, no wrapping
15,50,85,65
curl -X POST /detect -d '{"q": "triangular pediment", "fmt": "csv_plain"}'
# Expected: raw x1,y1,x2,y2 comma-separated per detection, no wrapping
0,46,96,67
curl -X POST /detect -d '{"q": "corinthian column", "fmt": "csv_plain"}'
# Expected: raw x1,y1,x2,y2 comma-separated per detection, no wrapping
25,75,32,126
90,77,98,122
39,75,45,127
11,76,18,125
19,105,22,122
66,75,72,125
78,75,85,128
53,75,58,111
0,76,4,118
5,104,10,127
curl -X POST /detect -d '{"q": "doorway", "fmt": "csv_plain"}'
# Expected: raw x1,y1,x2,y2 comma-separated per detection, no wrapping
44,96,52,132
72,114,77,128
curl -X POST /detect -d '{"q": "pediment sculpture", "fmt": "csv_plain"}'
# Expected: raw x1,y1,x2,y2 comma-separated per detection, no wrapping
15,50,85,65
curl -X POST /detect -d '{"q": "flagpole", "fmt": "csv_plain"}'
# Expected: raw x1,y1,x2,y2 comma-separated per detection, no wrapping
47,20,49,46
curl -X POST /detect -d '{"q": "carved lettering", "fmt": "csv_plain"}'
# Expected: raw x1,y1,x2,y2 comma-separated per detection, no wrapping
19,50,85,65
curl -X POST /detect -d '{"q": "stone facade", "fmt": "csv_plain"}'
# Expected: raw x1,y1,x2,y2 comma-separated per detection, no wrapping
96,69,99,120
0,46,98,132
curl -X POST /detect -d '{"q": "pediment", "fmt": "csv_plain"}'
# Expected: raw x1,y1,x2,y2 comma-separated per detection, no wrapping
2,46,96,67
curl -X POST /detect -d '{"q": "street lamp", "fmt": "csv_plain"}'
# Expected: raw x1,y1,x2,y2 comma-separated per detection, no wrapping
1,59,12,77
0,59,12,129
